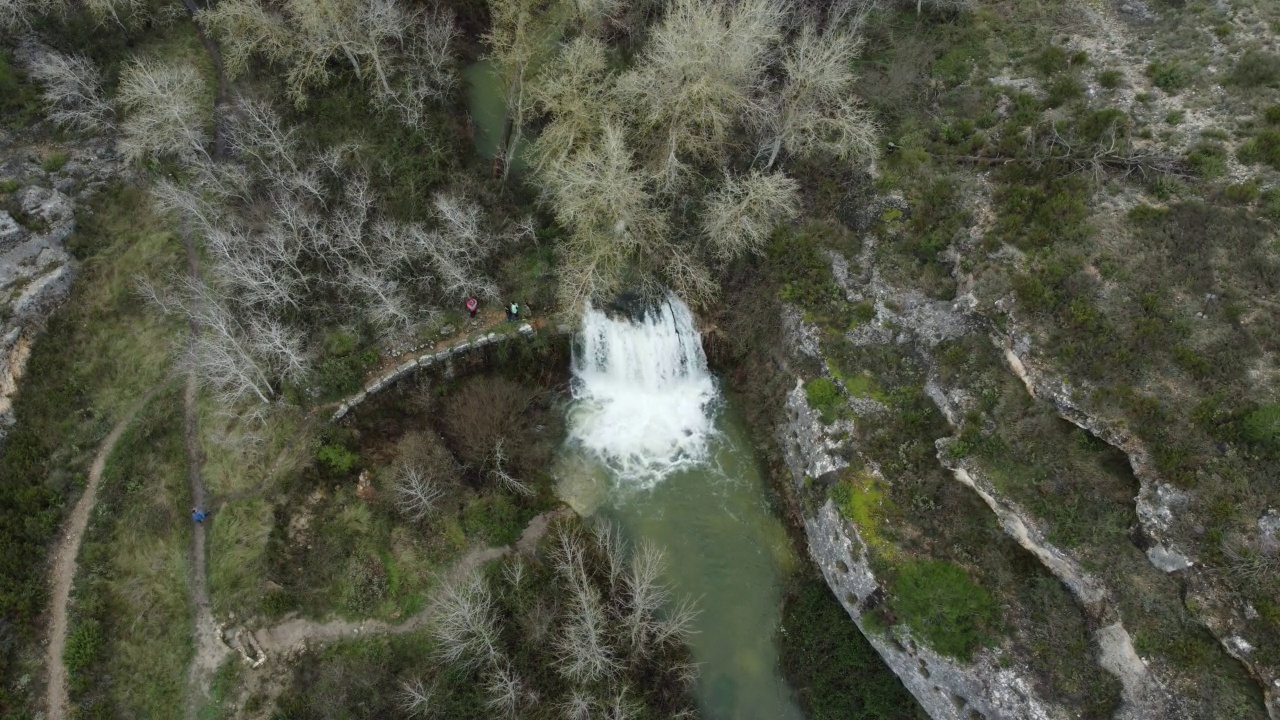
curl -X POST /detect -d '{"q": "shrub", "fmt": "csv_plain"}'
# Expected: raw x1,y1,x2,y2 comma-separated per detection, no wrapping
440,376,545,474
1128,205,1167,223
805,378,843,423
767,225,847,312
850,301,876,325
1228,50,1280,88
41,153,69,172
1146,62,1189,92
830,472,893,553
461,492,522,545
1033,46,1070,76
1078,107,1130,143
779,578,920,719
1185,142,1228,178
1097,69,1122,89
1264,187,1280,220
1044,75,1085,108
1265,105,1280,125
889,559,998,660
64,619,104,673
1223,180,1260,204
316,443,359,476
991,163,1089,250
1164,110,1184,125
1242,404,1280,449
313,336,378,400
1237,130,1280,170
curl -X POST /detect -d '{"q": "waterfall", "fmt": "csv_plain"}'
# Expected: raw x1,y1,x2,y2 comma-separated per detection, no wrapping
567,293,719,487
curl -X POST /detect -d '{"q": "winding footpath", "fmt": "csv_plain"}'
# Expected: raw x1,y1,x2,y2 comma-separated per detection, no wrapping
178,220,232,719
44,386,162,720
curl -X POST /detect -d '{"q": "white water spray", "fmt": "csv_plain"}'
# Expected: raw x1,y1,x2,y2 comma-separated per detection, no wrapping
567,294,719,487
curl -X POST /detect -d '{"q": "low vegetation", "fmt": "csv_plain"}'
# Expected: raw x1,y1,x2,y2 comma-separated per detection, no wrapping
273,518,700,719
779,577,922,720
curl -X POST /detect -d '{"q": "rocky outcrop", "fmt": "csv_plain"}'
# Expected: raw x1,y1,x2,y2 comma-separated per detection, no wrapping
0,131,127,444
779,379,1067,719
998,334,1280,718
774,236,1204,719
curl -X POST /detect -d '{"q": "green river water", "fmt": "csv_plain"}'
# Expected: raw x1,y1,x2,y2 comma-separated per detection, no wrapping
556,402,806,720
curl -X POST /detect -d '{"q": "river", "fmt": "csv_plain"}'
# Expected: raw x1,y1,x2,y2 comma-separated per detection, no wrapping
555,297,805,720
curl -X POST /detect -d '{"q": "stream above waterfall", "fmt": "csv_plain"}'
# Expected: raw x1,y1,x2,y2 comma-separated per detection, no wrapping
556,296,805,720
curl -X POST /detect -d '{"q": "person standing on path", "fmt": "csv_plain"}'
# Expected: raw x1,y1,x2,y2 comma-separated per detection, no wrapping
192,507,207,524
507,301,520,322
466,297,478,319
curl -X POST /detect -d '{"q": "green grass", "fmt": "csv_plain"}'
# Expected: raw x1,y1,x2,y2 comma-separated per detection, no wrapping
67,386,193,717
1097,69,1122,89
830,471,895,556
779,578,923,720
805,377,843,423
888,559,998,661
0,49,41,128
0,185,181,714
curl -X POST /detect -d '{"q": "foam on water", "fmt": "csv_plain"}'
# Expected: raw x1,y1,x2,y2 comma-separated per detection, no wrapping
566,294,718,487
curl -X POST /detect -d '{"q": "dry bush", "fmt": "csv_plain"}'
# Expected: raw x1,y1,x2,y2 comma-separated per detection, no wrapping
117,56,212,165
439,376,542,472
28,49,113,133
391,431,459,521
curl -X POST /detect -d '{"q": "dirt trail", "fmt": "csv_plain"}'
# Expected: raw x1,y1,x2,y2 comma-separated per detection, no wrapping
248,508,569,658
220,509,567,719
44,386,161,720
179,221,232,719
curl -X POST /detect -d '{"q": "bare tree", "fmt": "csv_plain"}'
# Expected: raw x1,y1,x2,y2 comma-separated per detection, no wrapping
483,0,557,178
84,0,148,25
603,685,640,720
28,50,113,133
140,275,303,404
615,0,784,187
490,439,534,496
394,464,444,522
430,569,503,671
203,0,458,115
530,36,613,170
484,661,527,718
751,21,877,168
619,540,669,653
378,6,459,127
117,56,212,165
554,530,620,683
558,689,595,720
570,0,622,33
225,99,299,171
544,123,665,253
592,521,628,596
0,0,34,28
701,170,799,262
503,554,526,592
397,677,436,717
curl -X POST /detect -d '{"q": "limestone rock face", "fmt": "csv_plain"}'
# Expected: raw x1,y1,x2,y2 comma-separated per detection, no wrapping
0,113,127,445
778,374,1070,720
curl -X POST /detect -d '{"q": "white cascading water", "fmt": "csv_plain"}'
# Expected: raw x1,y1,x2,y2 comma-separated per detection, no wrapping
567,294,719,487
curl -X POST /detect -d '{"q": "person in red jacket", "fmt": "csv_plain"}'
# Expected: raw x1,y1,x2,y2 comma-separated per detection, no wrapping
465,297,478,319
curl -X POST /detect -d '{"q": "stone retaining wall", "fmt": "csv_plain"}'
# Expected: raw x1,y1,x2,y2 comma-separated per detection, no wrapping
330,322,548,422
